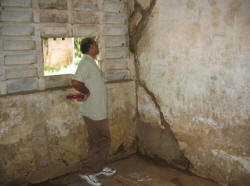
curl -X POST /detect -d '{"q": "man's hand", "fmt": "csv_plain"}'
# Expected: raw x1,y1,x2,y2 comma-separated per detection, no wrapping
76,93,90,102
71,80,90,101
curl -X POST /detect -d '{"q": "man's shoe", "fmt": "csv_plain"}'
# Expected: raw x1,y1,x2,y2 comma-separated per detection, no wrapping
96,167,117,176
79,174,102,186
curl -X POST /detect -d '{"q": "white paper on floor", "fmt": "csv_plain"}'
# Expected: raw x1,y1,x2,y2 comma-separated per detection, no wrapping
128,172,152,182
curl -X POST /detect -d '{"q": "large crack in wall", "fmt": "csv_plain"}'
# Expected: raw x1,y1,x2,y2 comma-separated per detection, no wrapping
129,0,157,53
129,0,250,185
129,0,190,170
139,82,171,132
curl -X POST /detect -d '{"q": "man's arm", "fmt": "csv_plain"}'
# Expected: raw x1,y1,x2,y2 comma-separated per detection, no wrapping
71,80,90,95
71,79,90,95
71,80,90,102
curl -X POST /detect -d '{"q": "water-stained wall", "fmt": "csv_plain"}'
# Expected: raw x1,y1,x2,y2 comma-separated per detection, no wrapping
0,0,136,185
1,0,250,185
131,0,250,185
0,82,136,185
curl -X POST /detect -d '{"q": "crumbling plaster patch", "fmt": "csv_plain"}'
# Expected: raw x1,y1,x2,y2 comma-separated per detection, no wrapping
1,0,136,185
0,82,137,185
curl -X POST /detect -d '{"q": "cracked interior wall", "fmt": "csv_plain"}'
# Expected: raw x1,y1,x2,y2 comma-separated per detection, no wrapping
129,0,250,185
130,0,189,171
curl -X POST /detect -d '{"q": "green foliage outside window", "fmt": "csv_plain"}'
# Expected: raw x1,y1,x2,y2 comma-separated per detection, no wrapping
74,37,84,59
44,65,61,72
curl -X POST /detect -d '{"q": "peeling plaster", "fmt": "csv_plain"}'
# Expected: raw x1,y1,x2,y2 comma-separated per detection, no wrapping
0,83,137,184
192,117,221,127
46,118,75,137
212,149,250,172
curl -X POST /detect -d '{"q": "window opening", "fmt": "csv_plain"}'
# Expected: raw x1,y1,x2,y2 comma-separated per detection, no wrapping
42,37,87,76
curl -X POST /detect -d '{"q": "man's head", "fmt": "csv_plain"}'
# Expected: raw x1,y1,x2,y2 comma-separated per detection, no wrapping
80,37,99,58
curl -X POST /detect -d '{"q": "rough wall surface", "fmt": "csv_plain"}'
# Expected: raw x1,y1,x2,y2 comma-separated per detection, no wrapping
0,0,137,184
133,0,250,185
0,82,136,185
0,0,135,94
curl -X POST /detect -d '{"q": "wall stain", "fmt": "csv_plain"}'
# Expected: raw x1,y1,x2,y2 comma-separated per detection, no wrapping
212,7,221,28
187,22,200,46
198,8,202,20
1,112,10,121
209,0,221,28
173,56,179,62
129,0,250,184
185,49,190,59
224,1,241,26
187,0,195,10
20,101,31,125
212,6,221,17
208,0,216,7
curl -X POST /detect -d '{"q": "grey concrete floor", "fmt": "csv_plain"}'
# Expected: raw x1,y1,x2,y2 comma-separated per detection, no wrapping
32,155,220,186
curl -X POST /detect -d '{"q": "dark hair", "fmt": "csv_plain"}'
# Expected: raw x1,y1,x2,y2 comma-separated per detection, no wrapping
80,38,96,54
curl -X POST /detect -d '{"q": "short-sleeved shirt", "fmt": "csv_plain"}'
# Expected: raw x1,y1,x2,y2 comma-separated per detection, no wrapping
73,54,107,120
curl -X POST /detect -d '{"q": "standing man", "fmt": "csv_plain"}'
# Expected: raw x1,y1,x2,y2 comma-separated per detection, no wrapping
72,38,116,186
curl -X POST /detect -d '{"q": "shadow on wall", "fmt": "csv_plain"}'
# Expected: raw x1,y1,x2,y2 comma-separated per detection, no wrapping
136,120,190,170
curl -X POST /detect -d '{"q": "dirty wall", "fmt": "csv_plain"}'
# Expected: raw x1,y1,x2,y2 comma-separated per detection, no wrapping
130,0,250,185
0,0,136,185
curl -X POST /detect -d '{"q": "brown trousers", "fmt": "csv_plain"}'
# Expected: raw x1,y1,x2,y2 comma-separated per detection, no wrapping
80,116,111,175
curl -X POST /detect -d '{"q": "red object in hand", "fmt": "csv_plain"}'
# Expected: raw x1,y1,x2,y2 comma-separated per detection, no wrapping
66,93,85,99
